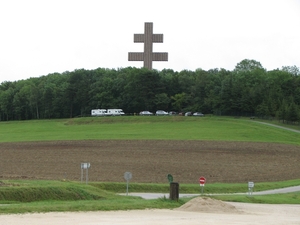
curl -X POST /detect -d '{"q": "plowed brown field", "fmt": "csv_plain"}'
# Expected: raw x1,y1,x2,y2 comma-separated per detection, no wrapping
0,140,299,183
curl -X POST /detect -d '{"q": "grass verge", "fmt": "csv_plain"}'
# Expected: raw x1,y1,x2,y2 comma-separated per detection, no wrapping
0,179,299,214
211,192,300,204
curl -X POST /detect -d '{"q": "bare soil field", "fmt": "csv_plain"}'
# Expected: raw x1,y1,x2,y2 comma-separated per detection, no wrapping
0,140,300,183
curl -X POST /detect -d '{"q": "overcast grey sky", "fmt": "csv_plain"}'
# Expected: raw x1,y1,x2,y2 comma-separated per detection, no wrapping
0,0,299,83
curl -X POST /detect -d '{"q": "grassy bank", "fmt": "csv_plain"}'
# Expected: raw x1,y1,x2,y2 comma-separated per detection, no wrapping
0,179,299,214
211,193,300,204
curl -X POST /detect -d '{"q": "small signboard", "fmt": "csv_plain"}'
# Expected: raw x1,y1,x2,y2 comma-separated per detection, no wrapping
81,163,90,169
248,181,254,196
124,172,132,196
199,176,206,186
167,174,173,183
248,181,254,188
124,172,132,181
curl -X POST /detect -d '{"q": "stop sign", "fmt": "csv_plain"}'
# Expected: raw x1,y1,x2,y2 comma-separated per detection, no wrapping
199,176,206,185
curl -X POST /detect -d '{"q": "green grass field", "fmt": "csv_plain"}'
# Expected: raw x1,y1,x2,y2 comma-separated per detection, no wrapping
0,116,299,214
1,116,300,145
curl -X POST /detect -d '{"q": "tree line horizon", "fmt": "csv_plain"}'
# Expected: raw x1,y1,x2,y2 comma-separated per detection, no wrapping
0,59,299,123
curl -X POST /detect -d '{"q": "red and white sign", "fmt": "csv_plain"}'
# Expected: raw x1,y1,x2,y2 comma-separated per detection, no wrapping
199,176,206,186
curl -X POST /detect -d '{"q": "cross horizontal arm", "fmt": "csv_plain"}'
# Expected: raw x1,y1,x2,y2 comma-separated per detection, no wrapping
134,34,163,43
134,34,144,43
152,52,168,61
152,34,163,43
128,52,144,61
129,52,168,61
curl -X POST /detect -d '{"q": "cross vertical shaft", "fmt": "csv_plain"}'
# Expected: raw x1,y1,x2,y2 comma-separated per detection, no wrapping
144,23,153,69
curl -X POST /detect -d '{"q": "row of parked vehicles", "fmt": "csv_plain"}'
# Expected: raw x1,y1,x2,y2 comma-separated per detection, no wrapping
91,109,125,116
91,109,204,117
139,110,204,116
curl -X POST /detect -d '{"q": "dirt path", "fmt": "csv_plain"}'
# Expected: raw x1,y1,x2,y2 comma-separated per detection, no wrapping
251,121,300,133
0,199,299,225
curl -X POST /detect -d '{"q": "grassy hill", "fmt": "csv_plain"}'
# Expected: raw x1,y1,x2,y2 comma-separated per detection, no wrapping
0,116,299,145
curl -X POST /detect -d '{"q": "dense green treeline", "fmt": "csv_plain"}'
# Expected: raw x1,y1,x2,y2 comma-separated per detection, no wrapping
0,59,299,122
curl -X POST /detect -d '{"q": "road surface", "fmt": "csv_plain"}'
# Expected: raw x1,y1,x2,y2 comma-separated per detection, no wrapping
121,185,300,199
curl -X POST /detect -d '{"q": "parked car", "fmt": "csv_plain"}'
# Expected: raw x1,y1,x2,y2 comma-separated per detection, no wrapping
185,112,192,116
139,111,153,116
168,111,177,115
156,110,168,116
193,112,204,116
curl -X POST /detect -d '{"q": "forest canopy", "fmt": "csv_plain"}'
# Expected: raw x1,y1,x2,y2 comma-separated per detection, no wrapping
0,59,299,123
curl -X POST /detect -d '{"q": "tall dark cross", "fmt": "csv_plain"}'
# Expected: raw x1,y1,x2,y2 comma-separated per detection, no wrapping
128,22,168,70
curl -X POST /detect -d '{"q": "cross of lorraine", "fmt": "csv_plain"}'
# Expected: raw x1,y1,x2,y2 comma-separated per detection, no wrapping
128,22,168,70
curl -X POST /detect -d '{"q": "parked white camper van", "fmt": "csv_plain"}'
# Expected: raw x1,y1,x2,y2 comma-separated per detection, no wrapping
91,109,107,116
107,109,125,116
91,109,125,116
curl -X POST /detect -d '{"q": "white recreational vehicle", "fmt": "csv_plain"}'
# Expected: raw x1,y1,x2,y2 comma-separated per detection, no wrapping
91,109,107,116
91,109,125,116
106,109,125,116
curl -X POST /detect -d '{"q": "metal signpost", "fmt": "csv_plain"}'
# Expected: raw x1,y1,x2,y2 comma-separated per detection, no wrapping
199,176,206,194
248,181,254,196
124,172,132,196
81,163,90,184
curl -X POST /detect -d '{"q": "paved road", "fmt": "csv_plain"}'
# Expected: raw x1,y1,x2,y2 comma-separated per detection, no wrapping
252,185,300,195
122,185,300,199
